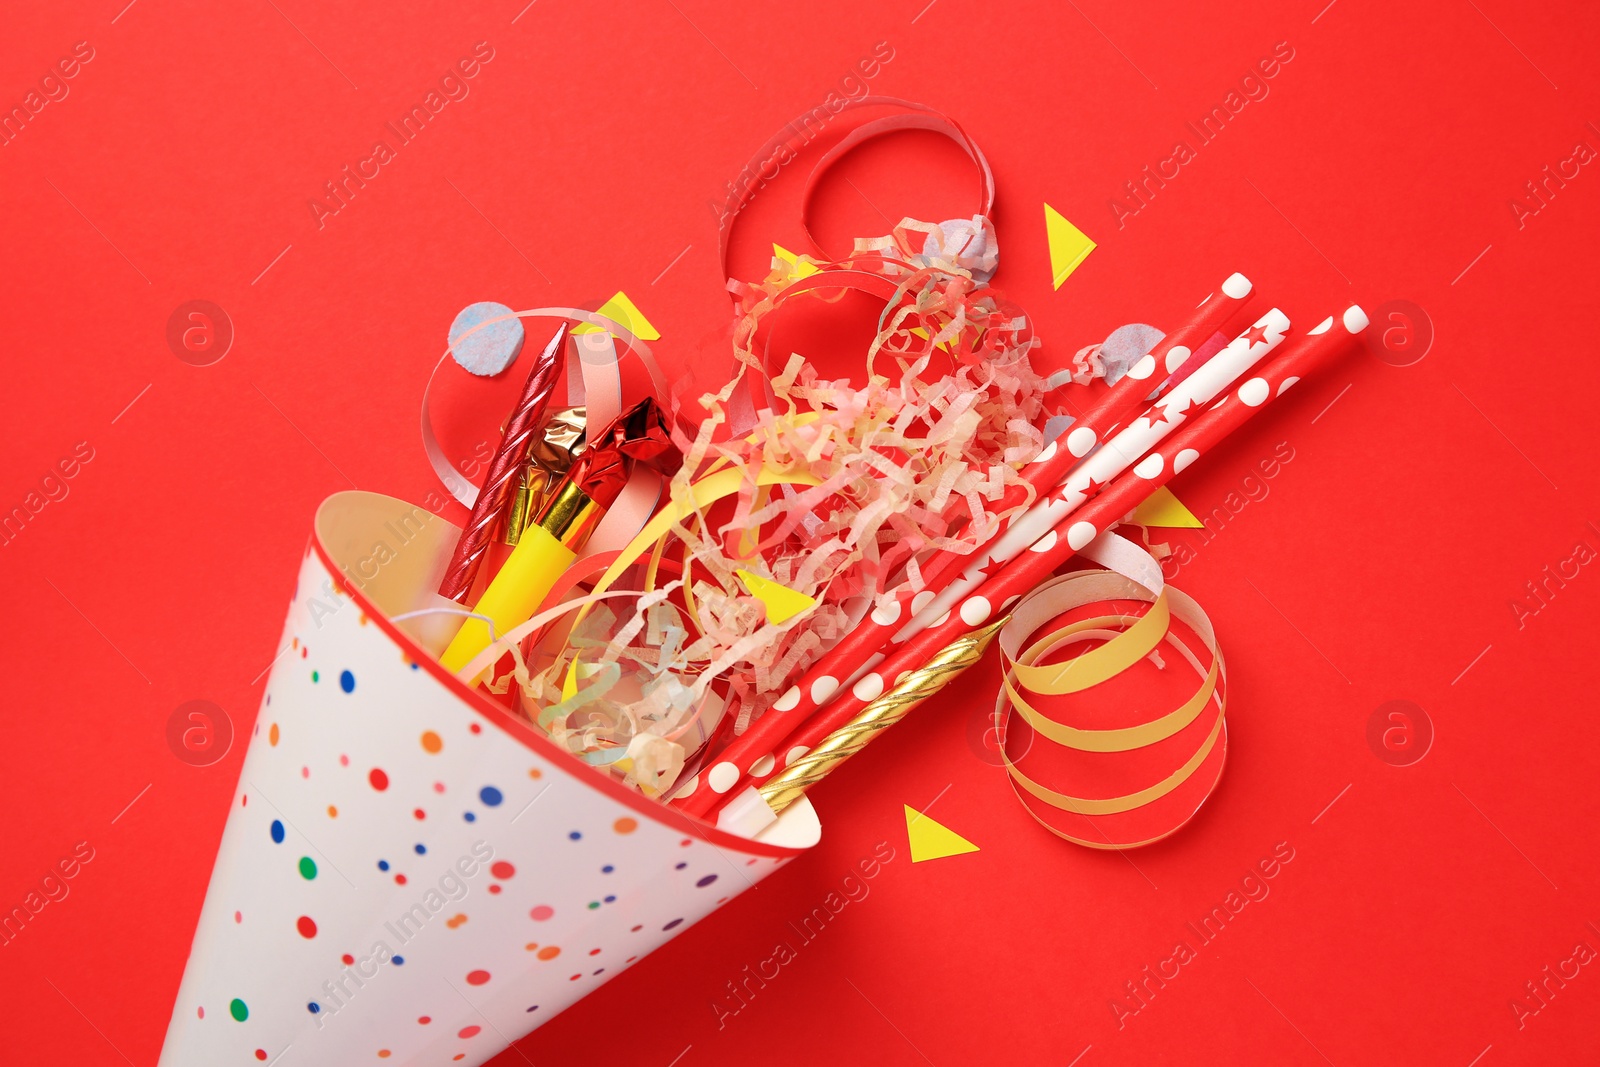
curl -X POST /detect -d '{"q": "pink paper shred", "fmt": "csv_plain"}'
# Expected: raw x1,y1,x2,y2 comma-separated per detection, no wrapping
523,217,1120,792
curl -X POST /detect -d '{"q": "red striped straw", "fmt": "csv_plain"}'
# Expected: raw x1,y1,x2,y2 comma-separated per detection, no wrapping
673,276,1253,816
438,324,568,602
703,304,1369,825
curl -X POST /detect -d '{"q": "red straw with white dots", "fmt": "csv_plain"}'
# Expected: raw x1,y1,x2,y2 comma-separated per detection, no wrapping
672,277,1255,816
1068,271,1254,438
702,305,1368,828
896,306,1290,635
681,305,1289,813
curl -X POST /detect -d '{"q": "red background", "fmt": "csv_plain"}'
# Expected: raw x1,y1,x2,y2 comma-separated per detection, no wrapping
4,0,1599,1063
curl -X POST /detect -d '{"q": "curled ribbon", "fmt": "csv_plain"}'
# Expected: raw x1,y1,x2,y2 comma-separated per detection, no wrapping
996,531,1228,849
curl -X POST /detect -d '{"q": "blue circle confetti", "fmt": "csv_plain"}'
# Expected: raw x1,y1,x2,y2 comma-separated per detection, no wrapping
464,812,477,823
449,302,526,377
568,831,582,841
601,865,614,874
270,820,285,844
393,955,405,965
339,670,355,693
479,786,503,807
307,1003,320,1014
377,859,390,871
696,874,718,888
414,844,426,855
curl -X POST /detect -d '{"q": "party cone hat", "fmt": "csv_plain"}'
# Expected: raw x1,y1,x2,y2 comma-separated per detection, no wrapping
158,491,818,1066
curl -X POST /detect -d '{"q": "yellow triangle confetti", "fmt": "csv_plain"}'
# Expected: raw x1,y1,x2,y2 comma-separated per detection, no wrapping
1045,203,1096,289
572,290,661,340
735,569,816,625
1130,485,1204,529
772,242,821,279
904,804,980,862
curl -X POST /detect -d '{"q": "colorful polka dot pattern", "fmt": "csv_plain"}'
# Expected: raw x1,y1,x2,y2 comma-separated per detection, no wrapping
158,542,799,1067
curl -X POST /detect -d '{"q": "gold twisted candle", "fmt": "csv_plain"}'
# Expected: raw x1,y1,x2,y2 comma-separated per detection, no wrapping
757,616,1009,814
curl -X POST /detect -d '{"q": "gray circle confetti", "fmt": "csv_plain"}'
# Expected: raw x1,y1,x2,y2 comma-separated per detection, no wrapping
450,302,526,376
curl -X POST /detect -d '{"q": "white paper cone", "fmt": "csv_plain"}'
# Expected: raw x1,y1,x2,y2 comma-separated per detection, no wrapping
158,491,819,1067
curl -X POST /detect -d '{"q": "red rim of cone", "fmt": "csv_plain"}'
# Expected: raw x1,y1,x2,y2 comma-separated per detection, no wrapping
312,493,803,859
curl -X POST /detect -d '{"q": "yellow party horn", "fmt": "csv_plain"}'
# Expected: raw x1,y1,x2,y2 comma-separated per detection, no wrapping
439,397,677,682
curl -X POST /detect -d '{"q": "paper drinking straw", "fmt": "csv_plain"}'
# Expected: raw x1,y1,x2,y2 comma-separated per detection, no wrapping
900,306,1290,635
971,273,1256,546
1152,272,1258,399
677,304,1289,817
672,279,1255,817
1066,272,1253,449
705,305,1365,824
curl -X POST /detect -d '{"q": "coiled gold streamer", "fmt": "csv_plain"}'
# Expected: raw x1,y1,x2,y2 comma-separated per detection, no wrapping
757,616,1009,814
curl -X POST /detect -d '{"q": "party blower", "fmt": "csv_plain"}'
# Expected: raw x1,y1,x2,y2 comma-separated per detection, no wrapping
439,395,680,682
